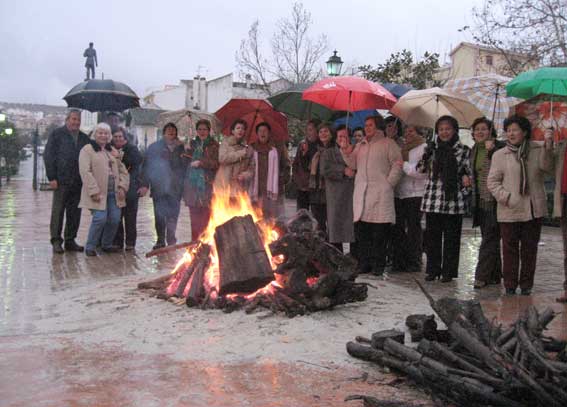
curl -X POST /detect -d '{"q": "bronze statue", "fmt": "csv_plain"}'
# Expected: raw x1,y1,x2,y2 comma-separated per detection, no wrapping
83,42,98,80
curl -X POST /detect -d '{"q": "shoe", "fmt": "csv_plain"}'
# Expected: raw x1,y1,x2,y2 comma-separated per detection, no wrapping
64,240,84,252
474,280,488,289
125,245,135,251
441,276,453,283
52,242,64,254
85,249,97,257
152,242,166,251
101,246,122,253
425,274,438,281
520,288,532,296
505,288,516,295
371,266,385,276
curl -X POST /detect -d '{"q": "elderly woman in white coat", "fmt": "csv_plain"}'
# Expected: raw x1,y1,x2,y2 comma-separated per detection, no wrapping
338,115,403,275
487,116,553,295
392,125,428,273
79,123,129,256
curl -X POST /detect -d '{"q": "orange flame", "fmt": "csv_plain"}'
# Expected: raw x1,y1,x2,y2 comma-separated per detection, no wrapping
167,188,281,297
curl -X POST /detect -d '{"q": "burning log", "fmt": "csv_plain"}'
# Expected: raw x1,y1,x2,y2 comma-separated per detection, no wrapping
346,283,567,407
137,208,368,317
215,214,273,295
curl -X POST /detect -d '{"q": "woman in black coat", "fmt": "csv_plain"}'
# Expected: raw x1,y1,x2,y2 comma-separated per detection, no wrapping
111,126,143,250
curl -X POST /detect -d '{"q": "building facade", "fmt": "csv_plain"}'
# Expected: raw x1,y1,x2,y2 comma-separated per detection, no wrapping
435,42,539,83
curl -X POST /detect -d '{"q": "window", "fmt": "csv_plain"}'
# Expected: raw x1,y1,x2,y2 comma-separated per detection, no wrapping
485,55,493,66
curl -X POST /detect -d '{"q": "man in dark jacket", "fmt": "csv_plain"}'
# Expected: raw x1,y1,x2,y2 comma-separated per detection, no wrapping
139,123,186,249
111,127,143,250
43,109,90,253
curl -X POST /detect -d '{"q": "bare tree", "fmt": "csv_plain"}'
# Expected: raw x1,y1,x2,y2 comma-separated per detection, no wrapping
271,2,328,84
236,20,273,92
468,0,567,74
236,2,328,95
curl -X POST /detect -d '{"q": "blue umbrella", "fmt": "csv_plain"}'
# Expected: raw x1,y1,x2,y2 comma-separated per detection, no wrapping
333,109,377,130
382,83,413,99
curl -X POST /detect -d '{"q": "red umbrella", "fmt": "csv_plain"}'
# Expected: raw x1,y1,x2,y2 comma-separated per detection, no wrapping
302,76,397,112
215,98,289,144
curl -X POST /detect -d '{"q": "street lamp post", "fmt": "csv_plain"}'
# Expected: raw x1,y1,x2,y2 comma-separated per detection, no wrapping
32,127,39,191
326,50,344,77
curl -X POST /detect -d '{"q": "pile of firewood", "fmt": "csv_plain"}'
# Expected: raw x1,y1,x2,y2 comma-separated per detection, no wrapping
346,281,567,407
138,210,368,317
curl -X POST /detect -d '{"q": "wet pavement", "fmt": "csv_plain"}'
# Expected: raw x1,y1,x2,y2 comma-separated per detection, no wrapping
1,158,566,406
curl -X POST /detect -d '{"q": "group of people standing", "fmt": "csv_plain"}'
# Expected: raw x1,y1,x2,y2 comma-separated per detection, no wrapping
44,110,289,256
44,107,567,301
292,112,567,301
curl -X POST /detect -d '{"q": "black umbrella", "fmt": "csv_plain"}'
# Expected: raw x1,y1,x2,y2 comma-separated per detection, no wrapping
63,79,140,112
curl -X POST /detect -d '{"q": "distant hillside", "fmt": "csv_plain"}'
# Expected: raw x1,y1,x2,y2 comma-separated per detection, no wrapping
0,101,68,114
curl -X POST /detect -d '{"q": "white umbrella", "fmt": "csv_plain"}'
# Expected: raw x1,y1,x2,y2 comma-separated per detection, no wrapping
390,87,484,128
444,73,520,131
157,109,220,141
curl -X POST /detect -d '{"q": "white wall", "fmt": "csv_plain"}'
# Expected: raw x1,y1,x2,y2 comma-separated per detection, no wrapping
151,85,187,111
206,74,234,113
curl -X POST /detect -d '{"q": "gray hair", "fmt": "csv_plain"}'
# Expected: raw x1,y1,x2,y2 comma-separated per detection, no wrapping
66,109,82,120
93,122,112,142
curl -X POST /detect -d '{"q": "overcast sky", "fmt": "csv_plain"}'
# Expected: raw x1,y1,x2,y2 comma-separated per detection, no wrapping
0,0,482,106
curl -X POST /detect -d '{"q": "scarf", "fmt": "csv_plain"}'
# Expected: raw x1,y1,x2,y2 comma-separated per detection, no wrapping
252,146,279,201
506,139,530,196
402,136,426,161
432,135,459,201
188,136,213,204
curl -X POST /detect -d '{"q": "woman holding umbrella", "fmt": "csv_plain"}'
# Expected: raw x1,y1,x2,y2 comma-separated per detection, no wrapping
487,116,553,295
214,119,255,199
418,115,471,283
320,124,355,252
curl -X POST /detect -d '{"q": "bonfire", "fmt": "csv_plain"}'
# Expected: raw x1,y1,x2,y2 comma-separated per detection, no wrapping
138,189,367,317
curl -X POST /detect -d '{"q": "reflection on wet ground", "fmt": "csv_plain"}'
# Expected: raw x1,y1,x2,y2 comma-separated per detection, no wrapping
1,159,566,406
0,340,432,407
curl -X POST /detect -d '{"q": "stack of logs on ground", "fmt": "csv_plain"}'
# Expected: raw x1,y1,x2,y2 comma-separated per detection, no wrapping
138,210,368,317
346,281,567,407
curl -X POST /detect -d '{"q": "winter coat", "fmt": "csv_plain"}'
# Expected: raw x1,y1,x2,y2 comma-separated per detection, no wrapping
552,140,567,218
341,136,403,224
320,145,354,243
395,143,428,199
487,141,553,222
470,140,505,227
44,125,90,188
141,139,186,199
116,142,143,201
418,140,471,215
78,143,129,210
214,136,255,198
183,137,219,208
292,139,319,191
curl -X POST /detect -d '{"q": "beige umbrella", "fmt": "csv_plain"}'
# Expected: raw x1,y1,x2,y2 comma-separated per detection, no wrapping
390,87,484,128
157,109,221,141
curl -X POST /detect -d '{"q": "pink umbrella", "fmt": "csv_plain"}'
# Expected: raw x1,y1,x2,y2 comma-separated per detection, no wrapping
302,76,397,112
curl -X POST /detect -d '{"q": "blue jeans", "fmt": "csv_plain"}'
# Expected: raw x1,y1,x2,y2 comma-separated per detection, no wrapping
86,192,122,251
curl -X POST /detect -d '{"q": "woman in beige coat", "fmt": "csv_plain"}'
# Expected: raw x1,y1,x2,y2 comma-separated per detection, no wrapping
79,123,129,256
487,116,553,295
339,114,403,275
214,119,255,200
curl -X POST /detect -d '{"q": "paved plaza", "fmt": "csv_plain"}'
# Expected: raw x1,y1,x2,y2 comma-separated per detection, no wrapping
1,158,566,406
